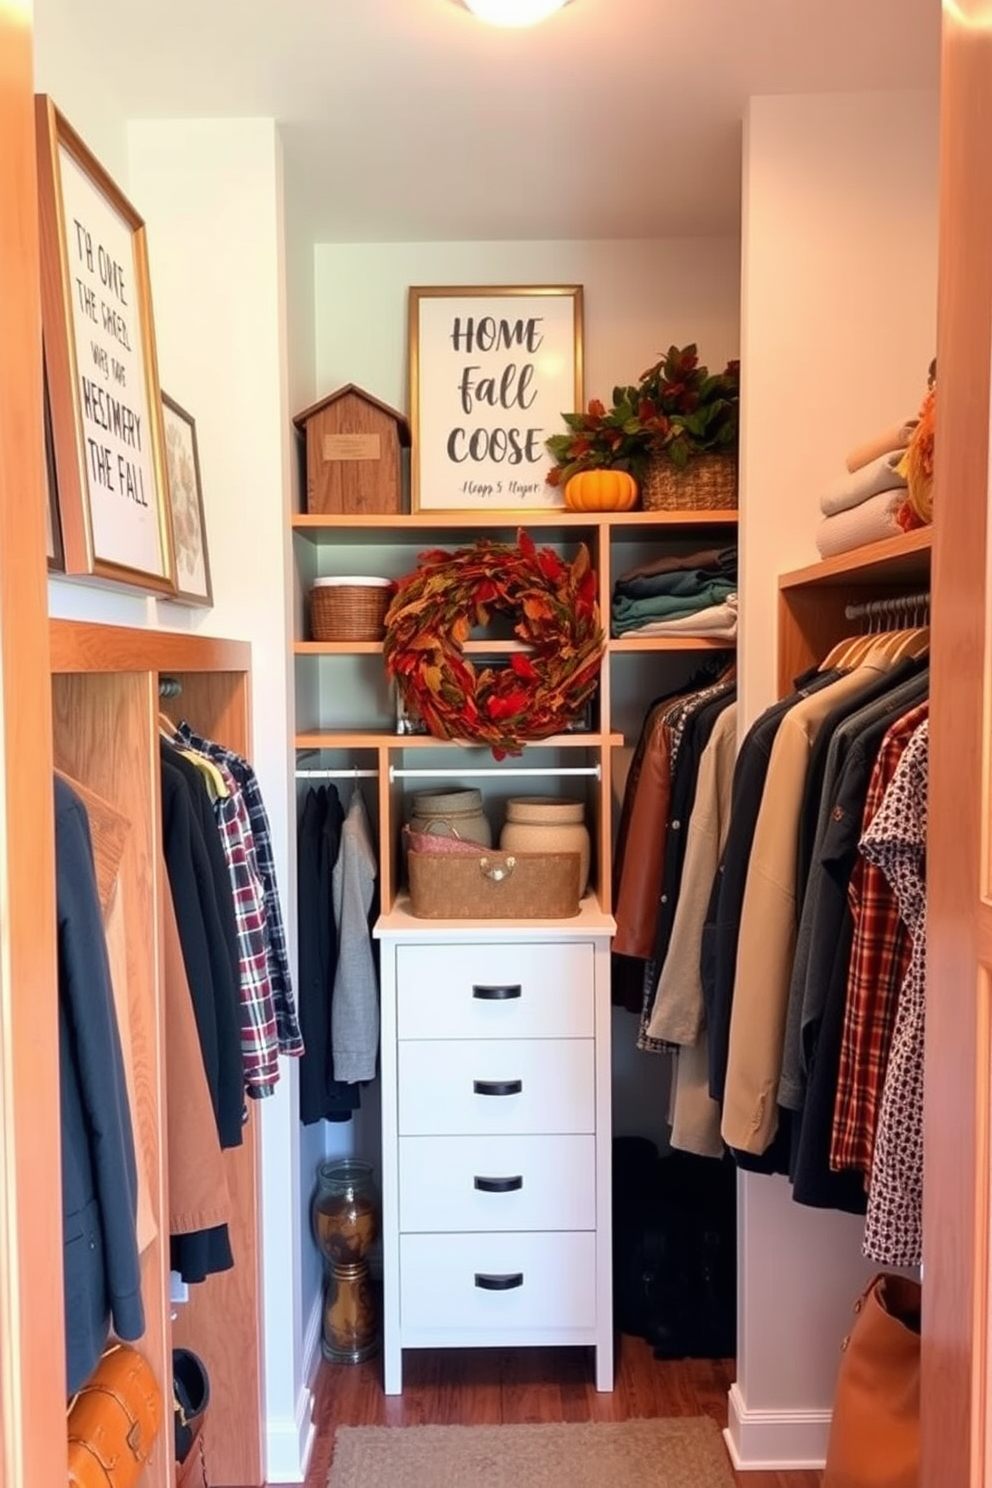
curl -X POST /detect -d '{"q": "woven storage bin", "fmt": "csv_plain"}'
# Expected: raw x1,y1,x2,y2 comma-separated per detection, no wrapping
407,847,581,920
641,452,737,512
310,577,392,641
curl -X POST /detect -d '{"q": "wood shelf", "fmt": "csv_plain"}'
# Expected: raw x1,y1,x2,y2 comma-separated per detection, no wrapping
608,635,735,653
295,730,622,751
779,527,932,591
294,639,534,656
50,620,251,674
292,508,739,543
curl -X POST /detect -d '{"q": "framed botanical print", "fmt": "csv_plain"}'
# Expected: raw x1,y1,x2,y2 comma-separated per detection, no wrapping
35,95,175,593
409,284,583,512
161,393,213,607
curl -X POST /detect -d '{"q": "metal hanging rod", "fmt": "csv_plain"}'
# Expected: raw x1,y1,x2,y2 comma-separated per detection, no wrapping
295,768,379,780
388,765,601,782
159,676,183,698
844,591,930,625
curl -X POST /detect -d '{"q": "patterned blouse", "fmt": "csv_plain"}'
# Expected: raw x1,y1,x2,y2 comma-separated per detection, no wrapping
860,719,929,1267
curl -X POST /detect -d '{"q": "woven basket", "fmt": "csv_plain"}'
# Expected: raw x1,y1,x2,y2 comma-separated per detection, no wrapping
310,577,393,641
407,847,581,919
641,452,737,512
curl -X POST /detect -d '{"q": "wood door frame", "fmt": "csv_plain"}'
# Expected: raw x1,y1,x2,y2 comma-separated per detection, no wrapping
924,3,992,1481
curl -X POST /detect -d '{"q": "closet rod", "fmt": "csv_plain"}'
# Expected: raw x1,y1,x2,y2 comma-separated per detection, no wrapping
295,768,379,780
844,590,930,623
159,676,183,698
388,765,602,782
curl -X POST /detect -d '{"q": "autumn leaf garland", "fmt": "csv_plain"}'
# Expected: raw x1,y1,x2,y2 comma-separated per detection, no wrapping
383,530,604,758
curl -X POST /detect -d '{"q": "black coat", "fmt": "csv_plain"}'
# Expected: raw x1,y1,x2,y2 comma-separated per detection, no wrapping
56,777,144,1393
160,753,244,1149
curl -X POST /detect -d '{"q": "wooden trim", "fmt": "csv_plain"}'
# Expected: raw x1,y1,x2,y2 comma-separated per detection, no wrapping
295,729,623,751
923,4,992,1481
0,11,66,1485
778,528,932,591
50,619,250,675
292,508,739,535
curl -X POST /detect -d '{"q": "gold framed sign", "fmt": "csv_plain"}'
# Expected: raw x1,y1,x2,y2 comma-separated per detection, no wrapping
409,284,583,512
35,96,175,593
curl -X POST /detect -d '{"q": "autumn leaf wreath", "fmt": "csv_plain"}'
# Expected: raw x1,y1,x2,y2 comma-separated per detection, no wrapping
383,530,605,758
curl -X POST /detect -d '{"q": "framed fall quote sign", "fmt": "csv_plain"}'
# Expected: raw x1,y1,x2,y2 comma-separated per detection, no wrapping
409,285,583,512
35,96,175,593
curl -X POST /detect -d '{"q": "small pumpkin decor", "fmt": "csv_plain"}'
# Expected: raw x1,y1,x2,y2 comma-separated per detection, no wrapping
383,530,604,760
546,397,646,510
564,468,638,513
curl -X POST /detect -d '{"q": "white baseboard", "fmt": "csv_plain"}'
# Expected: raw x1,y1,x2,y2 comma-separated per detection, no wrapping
724,1382,831,1472
264,1293,322,1484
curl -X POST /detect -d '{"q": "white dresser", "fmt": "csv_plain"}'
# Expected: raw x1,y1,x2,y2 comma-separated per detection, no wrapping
375,900,615,1395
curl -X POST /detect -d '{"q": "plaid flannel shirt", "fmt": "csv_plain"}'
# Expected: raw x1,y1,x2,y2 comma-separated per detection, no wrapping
178,723,303,1060
212,759,280,1096
829,701,929,1178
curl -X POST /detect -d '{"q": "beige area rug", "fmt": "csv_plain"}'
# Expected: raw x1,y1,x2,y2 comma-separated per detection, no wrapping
327,1417,736,1487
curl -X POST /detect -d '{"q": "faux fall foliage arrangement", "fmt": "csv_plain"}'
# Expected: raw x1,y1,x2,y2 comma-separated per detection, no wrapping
545,344,740,489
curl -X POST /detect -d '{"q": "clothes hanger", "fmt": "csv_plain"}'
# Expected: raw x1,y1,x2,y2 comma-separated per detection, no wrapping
175,747,230,801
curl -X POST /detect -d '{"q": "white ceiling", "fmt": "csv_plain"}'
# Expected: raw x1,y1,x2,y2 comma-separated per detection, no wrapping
37,0,939,242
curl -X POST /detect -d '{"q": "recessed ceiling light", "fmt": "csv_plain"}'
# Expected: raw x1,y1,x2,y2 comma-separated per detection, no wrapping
462,0,572,27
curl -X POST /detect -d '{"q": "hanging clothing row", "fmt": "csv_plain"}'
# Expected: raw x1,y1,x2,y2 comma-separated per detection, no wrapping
158,722,301,1283
297,783,380,1126
617,605,930,1270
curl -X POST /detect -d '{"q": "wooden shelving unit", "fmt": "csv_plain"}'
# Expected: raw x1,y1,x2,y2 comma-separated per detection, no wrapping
778,527,933,695
293,506,738,917
49,621,263,1488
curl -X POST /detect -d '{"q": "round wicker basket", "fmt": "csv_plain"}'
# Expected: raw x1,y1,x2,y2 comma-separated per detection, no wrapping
310,577,393,642
641,452,737,512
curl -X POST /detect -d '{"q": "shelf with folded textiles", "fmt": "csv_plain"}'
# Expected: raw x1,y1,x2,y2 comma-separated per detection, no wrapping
608,635,736,653
778,526,932,591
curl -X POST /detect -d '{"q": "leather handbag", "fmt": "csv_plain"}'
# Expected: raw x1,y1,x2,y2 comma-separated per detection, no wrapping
823,1272,921,1488
67,1343,163,1488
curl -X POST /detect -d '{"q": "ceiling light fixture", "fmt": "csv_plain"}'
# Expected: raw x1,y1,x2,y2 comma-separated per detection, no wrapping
462,0,572,27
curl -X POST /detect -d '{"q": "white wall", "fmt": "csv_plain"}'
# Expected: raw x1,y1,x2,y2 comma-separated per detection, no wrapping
314,234,741,1154
732,89,939,1471
127,118,312,1483
315,238,740,415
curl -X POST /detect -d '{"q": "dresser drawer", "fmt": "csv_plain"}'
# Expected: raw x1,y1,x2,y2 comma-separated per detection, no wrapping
400,1231,597,1333
395,942,594,1040
399,1135,596,1232
397,1039,594,1136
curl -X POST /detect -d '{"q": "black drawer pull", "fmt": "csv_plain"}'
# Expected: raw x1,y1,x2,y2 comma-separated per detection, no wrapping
474,1175,524,1194
472,984,522,1001
475,1272,524,1291
473,1079,523,1098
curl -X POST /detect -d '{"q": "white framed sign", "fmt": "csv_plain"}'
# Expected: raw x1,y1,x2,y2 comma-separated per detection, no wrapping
35,96,175,593
409,285,583,511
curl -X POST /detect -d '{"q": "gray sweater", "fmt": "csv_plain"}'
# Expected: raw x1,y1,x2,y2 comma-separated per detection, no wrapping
331,790,379,1083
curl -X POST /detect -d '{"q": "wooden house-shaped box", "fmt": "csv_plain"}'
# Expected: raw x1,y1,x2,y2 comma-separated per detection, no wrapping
293,383,411,515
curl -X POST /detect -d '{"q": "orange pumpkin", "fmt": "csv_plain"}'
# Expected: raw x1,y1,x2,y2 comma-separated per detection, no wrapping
564,469,638,512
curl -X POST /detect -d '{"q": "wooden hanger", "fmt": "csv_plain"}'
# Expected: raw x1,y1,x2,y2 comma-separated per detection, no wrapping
819,629,873,671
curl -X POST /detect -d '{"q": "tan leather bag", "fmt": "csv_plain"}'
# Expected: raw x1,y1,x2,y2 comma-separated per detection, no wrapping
823,1272,921,1488
67,1343,162,1488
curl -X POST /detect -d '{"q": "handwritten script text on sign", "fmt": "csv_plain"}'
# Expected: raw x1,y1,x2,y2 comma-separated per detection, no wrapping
71,218,148,508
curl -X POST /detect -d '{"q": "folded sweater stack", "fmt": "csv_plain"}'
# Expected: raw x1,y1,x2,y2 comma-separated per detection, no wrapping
815,419,917,559
612,546,738,640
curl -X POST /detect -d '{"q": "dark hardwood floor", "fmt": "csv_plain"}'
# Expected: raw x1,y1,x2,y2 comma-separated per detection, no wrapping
293,1336,821,1488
